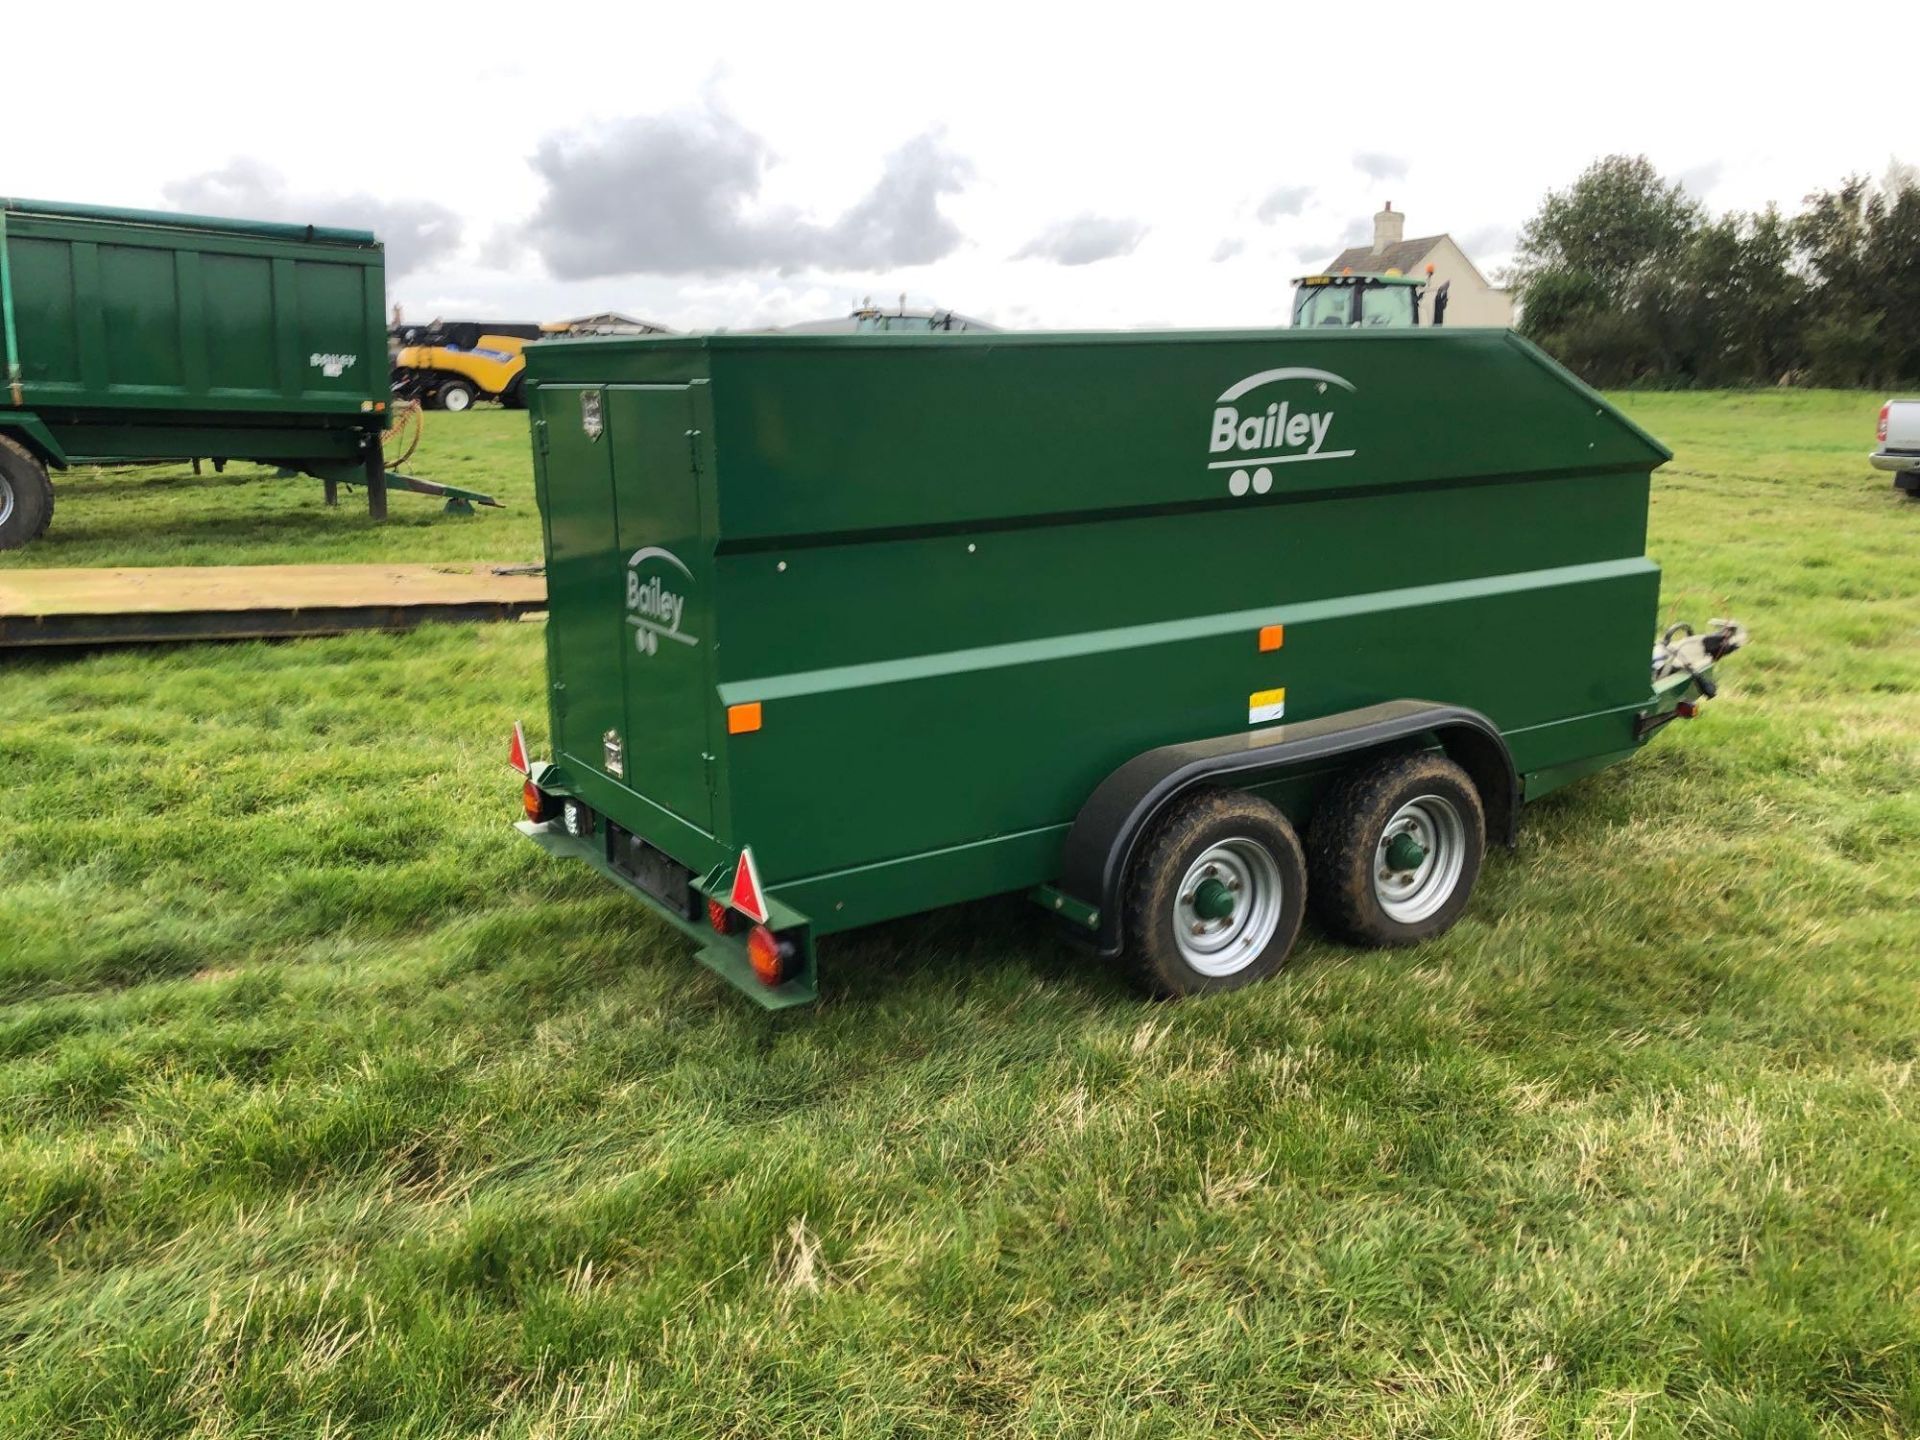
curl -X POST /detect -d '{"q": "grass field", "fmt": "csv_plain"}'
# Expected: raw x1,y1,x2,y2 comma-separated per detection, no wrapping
2,392,1916,1438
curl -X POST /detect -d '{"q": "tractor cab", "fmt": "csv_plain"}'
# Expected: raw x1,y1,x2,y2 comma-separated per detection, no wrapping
1290,269,1448,329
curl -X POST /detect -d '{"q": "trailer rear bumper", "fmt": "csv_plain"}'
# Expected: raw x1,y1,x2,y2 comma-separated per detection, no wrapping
516,819,819,1009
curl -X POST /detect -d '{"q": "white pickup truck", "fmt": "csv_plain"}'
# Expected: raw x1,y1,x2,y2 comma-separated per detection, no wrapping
1871,399,1920,497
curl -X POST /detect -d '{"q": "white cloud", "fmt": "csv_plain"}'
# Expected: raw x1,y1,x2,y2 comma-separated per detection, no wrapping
1014,215,1148,266
520,106,969,279
6,0,1907,330
1354,152,1410,183
161,160,461,278
1256,186,1313,221
1678,161,1726,201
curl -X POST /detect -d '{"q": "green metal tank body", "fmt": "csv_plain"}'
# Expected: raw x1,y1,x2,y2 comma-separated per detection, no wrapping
520,328,1675,1001
0,198,388,480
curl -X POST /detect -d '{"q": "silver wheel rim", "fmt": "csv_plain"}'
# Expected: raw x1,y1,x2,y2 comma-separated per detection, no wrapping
0,474,13,528
1373,794,1467,924
1173,837,1284,976
443,387,470,412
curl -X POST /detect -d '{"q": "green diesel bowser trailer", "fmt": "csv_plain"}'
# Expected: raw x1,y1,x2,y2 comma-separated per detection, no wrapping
512,328,1744,1007
0,198,423,549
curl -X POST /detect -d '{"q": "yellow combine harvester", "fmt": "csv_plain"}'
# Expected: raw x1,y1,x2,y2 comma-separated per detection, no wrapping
389,321,542,411
388,315,673,411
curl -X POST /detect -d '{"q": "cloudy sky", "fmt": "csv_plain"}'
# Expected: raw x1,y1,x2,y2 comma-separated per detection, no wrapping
9,1,1907,331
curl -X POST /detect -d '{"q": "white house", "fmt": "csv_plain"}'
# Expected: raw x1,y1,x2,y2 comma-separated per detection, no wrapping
1324,203,1514,328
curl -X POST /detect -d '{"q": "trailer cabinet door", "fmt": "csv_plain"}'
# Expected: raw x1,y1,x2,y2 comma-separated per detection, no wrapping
539,385,630,788
607,384,715,831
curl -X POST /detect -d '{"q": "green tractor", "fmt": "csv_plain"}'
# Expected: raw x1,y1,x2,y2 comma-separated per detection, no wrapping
1291,268,1448,329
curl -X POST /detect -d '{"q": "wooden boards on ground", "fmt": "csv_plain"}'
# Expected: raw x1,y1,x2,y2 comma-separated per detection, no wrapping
0,563,546,646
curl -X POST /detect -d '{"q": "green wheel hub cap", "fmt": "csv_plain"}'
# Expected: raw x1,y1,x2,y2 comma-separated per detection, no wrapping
1384,832,1429,871
1174,839,1283,977
1192,877,1236,921
1374,795,1468,924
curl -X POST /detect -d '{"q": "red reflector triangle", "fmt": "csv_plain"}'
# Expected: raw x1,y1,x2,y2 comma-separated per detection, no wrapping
729,846,769,924
509,722,529,775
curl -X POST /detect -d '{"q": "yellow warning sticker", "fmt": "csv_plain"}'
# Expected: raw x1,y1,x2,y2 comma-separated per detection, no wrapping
1248,687,1286,725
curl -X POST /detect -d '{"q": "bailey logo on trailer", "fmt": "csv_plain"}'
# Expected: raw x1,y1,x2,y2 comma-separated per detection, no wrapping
625,546,697,656
309,352,357,379
1206,367,1357,496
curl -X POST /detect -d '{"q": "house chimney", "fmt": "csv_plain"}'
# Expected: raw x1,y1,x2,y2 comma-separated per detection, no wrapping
1372,201,1404,254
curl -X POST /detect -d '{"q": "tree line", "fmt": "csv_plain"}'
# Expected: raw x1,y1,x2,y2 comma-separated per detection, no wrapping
1514,155,1920,388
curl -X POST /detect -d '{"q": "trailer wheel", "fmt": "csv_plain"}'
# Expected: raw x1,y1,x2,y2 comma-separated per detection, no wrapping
0,435,55,551
437,380,476,413
1122,787,1307,996
1309,752,1485,947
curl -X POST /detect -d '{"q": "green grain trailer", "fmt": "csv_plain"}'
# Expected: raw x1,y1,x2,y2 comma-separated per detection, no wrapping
0,198,392,549
511,329,1744,1007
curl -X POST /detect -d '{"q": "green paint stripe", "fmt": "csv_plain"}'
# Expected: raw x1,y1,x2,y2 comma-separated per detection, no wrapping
721,557,1658,703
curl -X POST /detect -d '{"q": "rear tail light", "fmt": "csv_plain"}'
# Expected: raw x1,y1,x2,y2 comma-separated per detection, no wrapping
707,897,739,935
522,779,558,823
747,925,796,986
1879,403,1891,443
1676,699,1700,719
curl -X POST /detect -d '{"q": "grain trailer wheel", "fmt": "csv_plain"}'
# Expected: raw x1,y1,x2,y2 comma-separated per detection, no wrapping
0,435,55,551
1309,752,1485,947
1122,787,1307,997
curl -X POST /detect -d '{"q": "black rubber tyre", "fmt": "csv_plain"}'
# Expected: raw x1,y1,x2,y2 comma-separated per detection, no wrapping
500,376,527,410
436,379,476,413
0,435,55,551
1122,787,1308,997
1308,751,1485,948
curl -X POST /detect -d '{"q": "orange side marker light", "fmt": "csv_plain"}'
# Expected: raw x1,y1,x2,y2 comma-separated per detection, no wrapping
727,702,763,735
1258,624,1285,652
